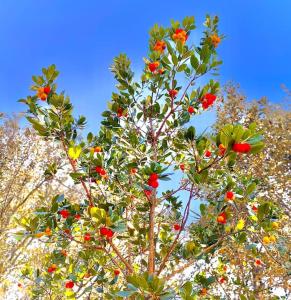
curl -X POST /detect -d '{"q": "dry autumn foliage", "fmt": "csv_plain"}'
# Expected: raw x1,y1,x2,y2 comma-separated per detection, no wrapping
205,84,290,299
216,84,290,216
0,114,80,298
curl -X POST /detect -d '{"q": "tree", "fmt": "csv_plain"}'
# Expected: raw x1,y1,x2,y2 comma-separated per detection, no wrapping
201,84,290,299
215,84,290,217
0,114,78,298
16,16,281,299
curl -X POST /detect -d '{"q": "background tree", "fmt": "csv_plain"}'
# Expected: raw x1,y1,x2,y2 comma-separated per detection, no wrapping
0,114,78,298
199,85,290,299
15,16,283,300
215,84,290,216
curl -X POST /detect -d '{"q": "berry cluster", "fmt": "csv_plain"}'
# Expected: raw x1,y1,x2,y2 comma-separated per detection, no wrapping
172,28,188,44
100,227,114,239
37,86,51,101
95,166,106,176
147,173,159,188
201,93,217,109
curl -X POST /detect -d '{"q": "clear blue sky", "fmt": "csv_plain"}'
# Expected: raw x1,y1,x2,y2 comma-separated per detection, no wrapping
0,0,290,131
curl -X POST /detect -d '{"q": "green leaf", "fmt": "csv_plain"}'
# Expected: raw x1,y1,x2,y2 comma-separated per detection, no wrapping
171,52,178,66
250,142,264,154
197,63,207,75
116,291,136,297
87,132,93,143
233,125,244,142
200,46,211,63
185,126,196,141
190,55,199,69
177,64,187,72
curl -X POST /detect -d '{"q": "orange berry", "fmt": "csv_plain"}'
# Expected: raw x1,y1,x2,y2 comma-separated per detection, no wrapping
218,144,226,156
130,168,137,174
45,227,52,236
153,40,166,53
200,288,207,296
172,28,188,44
35,232,45,238
94,146,102,153
210,34,221,47
217,212,227,224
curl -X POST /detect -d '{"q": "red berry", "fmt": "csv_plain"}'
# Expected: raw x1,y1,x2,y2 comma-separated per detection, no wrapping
204,93,216,102
169,89,178,98
201,93,217,110
232,143,251,153
100,227,114,239
84,233,91,241
106,229,114,239
64,229,71,234
217,212,227,224
179,164,185,171
114,269,120,276
117,107,124,117
144,190,152,197
65,281,74,289
149,173,159,181
43,86,51,94
148,61,159,72
252,205,258,212
219,277,227,284
202,100,209,109
255,259,262,266
173,224,181,231
59,209,70,219
148,179,159,188
48,264,57,273
100,227,109,236
75,214,81,220
99,168,106,176
95,166,102,173
225,191,235,200
187,106,195,114
204,150,212,157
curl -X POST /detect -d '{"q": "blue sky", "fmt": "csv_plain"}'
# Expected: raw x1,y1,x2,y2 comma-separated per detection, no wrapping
0,0,291,132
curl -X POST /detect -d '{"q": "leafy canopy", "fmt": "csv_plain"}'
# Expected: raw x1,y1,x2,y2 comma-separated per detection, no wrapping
16,15,279,300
